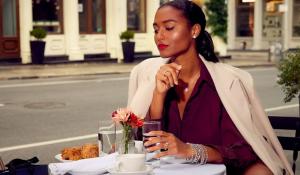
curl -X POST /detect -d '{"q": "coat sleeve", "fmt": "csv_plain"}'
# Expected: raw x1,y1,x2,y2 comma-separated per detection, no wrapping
127,65,139,107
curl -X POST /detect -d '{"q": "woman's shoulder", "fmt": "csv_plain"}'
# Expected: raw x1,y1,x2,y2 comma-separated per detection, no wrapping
212,62,254,87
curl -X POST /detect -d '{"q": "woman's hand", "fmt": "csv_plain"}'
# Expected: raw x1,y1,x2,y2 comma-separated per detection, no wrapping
155,63,182,94
144,131,193,159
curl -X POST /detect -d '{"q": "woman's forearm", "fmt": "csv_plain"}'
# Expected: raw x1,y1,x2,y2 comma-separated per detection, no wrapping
149,88,166,120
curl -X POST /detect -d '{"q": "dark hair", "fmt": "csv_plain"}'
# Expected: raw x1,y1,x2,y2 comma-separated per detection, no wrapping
160,0,219,63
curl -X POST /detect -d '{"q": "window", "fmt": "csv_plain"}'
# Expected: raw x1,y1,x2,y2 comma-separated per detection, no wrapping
79,0,106,34
32,0,63,33
293,0,300,37
262,0,283,39
236,0,254,37
127,0,146,32
2,0,17,36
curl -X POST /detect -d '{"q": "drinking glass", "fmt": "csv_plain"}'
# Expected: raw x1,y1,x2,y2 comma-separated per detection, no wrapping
142,121,161,168
98,120,118,155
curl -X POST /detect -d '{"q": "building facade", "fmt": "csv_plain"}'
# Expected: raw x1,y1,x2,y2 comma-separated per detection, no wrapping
1,0,174,64
3,0,298,64
228,0,300,51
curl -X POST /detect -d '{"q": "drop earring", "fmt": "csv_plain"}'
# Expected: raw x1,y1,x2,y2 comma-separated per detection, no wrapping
193,35,197,39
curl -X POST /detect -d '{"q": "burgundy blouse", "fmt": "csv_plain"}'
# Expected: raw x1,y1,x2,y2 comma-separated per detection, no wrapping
162,59,259,174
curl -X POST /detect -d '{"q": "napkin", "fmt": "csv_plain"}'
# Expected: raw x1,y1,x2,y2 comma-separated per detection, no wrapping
48,152,118,175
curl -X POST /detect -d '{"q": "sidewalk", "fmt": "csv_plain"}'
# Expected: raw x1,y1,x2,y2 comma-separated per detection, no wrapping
0,58,275,80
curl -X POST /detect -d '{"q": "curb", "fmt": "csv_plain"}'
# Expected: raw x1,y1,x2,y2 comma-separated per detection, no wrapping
0,63,275,81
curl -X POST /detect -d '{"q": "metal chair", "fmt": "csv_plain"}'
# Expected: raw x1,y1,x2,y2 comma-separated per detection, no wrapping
269,116,300,174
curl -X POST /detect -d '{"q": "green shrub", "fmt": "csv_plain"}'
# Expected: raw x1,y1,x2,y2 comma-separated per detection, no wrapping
277,49,300,102
120,30,134,42
30,27,47,40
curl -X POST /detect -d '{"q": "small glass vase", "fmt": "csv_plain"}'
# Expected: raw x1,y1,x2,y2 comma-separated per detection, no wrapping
118,126,135,154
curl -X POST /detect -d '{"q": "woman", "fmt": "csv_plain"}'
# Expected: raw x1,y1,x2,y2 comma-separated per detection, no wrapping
127,0,292,174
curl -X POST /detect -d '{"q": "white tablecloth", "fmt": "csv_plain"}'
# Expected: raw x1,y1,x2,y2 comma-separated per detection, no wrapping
154,163,226,175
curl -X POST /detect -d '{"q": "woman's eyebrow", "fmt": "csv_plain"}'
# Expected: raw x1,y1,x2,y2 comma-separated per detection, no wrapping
153,19,177,27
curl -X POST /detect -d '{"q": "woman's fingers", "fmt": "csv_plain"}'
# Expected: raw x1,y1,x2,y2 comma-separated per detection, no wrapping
158,68,175,87
147,130,169,137
154,150,169,158
158,63,182,87
155,63,182,93
168,63,182,85
163,71,175,87
144,130,190,159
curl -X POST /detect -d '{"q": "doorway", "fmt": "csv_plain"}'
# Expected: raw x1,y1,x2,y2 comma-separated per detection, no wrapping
0,0,20,61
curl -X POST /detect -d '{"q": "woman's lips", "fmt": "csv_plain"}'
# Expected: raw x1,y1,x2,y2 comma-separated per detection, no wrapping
157,44,168,50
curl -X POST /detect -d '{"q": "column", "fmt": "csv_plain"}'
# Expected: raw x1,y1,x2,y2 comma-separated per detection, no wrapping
227,0,236,50
147,0,160,55
283,0,291,50
63,0,83,61
252,0,263,50
19,0,32,64
106,0,127,62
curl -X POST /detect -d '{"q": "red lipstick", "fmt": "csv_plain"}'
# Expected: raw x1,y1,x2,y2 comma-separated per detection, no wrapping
157,44,168,50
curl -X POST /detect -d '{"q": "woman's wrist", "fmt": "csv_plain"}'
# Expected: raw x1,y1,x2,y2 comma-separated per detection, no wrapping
185,143,208,164
185,143,195,159
154,87,167,97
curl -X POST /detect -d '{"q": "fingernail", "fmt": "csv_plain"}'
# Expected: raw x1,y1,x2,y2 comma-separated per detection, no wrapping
177,65,182,70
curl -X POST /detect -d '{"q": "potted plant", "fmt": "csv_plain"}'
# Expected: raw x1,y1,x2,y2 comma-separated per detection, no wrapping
120,30,135,63
277,48,300,115
30,27,47,64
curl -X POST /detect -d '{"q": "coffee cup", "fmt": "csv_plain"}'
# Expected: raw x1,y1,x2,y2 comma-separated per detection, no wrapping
118,154,146,172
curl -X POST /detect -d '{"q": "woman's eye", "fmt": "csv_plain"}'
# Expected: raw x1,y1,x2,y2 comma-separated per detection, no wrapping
166,26,174,31
154,29,158,34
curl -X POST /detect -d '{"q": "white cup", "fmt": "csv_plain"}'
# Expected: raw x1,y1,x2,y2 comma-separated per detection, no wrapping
118,154,146,172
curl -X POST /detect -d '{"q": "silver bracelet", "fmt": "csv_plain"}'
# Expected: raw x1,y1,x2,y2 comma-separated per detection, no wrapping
186,143,208,164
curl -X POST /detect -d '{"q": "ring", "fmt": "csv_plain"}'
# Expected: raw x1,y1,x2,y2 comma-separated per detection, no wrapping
164,142,169,150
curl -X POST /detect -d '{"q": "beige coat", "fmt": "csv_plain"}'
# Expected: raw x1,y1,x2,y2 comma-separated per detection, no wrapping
127,56,293,175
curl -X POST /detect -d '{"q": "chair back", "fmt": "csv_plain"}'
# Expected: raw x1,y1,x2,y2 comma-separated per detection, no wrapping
269,116,300,173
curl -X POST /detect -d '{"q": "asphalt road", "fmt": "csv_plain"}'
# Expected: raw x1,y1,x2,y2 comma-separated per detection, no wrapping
0,67,299,172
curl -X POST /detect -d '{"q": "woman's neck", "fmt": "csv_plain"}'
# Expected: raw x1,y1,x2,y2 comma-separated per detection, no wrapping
173,52,200,81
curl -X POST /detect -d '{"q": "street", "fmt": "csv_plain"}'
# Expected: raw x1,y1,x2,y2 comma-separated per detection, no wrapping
0,67,299,172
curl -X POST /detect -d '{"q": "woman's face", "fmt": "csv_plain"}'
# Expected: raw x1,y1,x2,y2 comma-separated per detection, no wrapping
153,6,194,58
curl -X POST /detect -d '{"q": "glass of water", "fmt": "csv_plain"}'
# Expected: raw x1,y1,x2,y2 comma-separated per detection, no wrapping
98,120,117,155
142,121,161,168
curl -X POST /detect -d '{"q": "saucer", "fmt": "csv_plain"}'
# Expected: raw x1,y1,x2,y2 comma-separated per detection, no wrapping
107,165,153,175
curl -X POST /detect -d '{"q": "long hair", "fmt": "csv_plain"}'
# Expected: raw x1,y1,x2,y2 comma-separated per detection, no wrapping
160,0,219,63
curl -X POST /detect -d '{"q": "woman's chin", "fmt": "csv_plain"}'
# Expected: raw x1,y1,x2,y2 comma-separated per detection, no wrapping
159,53,171,58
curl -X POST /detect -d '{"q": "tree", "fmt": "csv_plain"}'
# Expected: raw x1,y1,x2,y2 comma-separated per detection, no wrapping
205,0,227,42
277,49,300,105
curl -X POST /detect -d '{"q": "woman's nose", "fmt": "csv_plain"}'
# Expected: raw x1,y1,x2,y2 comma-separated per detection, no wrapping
156,30,165,41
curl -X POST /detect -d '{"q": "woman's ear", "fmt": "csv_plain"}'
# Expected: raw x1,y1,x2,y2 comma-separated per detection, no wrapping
191,24,201,38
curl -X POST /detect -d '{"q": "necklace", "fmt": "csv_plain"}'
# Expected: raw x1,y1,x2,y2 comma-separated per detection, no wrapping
183,71,200,93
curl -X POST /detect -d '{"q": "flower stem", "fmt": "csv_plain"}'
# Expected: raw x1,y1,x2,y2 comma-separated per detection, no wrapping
124,125,132,154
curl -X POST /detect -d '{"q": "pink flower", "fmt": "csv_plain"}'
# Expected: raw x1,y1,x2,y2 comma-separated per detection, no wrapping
112,108,144,128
